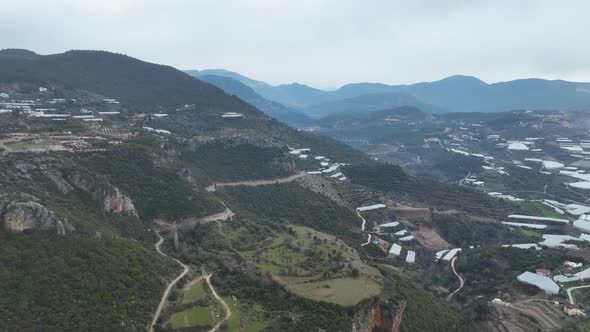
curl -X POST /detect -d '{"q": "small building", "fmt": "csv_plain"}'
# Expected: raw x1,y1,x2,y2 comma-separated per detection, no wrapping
536,268,552,277
388,243,402,256
0,92,9,99
405,250,416,263
564,303,583,317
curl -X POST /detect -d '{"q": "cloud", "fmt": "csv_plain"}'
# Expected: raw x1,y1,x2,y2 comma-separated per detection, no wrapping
0,0,589,88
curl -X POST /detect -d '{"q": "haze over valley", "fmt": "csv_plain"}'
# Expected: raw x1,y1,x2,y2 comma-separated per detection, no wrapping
3,1,590,332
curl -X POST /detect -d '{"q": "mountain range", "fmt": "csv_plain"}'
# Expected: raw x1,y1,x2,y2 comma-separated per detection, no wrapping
187,69,590,118
0,49,481,331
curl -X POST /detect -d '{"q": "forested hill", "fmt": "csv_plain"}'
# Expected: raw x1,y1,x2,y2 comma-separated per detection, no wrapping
0,49,254,111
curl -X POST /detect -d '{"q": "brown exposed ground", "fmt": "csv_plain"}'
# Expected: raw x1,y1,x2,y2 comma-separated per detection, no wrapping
153,208,235,231
205,172,306,192
410,225,449,250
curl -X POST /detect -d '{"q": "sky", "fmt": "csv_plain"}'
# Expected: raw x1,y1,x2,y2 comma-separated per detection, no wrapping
1,0,589,89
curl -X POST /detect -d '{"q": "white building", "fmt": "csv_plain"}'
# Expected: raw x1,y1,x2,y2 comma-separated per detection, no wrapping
517,271,560,294
388,244,402,256
356,204,386,212
406,251,416,263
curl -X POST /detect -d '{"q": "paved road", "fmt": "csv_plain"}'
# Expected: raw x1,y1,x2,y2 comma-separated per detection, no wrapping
205,273,232,332
447,256,464,301
205,172,307,192
149,232,190,332
567,284,590,304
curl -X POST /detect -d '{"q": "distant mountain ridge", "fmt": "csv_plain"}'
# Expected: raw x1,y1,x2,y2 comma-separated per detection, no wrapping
195,74,314,127
186,69,590,114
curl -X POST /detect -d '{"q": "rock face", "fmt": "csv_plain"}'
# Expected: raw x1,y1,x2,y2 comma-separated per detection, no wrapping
3,201,73,234
67,171,137,216
353,301,397,332
100,186,137,216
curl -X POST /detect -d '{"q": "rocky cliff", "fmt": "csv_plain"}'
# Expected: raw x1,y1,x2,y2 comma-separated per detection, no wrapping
353,300,398,332
3,201,73,235
100,185,137,216
66,171,137,216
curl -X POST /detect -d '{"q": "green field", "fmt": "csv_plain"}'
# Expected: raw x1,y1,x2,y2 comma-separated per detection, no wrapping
244,321,269,332
515,201,568,220
182,279,207,304
224,296,241,331
264,246,308,266
239,225,383,306
168,285,226,330
519,228,540,238
571,288,590,308
282,275,382,306
168,306,214,329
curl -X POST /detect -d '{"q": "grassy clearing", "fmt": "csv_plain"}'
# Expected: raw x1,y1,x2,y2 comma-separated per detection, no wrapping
182,279,207,304
519,228,540,238
515,201,568,220
168,281,226,330
264,246,307,266
572,288,590,307
241,224,383,306
168,306,213,329
281,276,382,307
224,296,241,331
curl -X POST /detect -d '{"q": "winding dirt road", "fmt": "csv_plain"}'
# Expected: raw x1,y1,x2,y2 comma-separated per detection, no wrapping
447,256,464,301
356,210,367,232
149,232,190,332
361,233,372,246
205,172,307,192
205,273,232,332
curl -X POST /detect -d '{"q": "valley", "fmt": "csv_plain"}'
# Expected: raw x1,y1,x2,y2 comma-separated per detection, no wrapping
1,48,590,332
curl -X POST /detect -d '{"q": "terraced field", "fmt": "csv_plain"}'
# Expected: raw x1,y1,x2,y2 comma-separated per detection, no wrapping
238,225,383,306
486,300,572,332
342,163,513,217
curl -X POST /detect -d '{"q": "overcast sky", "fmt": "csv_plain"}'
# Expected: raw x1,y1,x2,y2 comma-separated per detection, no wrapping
1,0,589,88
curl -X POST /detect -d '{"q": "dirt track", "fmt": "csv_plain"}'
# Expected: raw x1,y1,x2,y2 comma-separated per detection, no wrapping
149,232,190,332
356,210,367,232
205,172,307,192
205,273,231,332
154,207,235,231
446,256,464,301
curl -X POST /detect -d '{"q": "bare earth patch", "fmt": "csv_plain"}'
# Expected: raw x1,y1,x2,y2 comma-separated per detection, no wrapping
410,226,449,250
